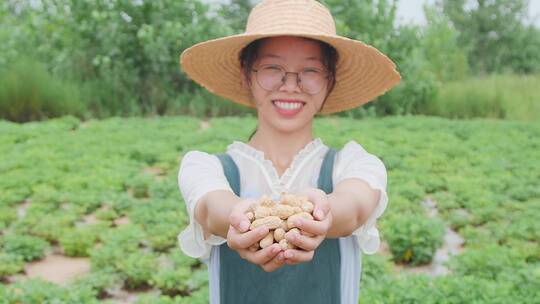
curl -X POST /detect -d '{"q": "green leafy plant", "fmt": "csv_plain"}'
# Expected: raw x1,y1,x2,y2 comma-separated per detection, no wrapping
2,234,50,262
0,253,25,278
383,213,445,265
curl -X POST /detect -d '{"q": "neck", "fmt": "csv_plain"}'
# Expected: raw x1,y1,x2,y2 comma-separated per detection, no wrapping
248,121,314,176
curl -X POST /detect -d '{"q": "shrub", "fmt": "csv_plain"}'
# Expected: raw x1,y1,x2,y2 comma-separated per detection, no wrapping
59,226,100,257
0,253,25,278
117,251,158,290
0,206,17,230
150,267,192,296
383,213,445,265
2,234,50,262
0,57,87,122
447,244,528,280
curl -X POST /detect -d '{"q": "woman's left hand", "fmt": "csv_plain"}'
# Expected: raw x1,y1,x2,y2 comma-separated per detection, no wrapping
283,187,333,265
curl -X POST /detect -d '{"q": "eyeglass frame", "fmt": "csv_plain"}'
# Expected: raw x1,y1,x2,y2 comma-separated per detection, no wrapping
250,64,331,95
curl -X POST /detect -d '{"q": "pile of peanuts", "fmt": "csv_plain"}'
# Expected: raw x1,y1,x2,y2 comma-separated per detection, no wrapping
245,193,315,252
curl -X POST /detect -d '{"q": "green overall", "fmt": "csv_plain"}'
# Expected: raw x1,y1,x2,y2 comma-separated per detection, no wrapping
215,148,341,304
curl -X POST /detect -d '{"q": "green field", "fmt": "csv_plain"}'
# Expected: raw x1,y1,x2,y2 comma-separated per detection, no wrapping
1,115,539,303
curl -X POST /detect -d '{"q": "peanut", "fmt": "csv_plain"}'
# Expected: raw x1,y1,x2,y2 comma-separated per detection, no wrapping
254,206,272,219
287,212,314,229
281,220,290,232
280,193,302,207
287,227,300,235
272,204,296,219
301,201,314,213
260,195,275,208
250,216,283,230
274,228,285,242
259,231,274,249
244,193,318,251
279,239,296,250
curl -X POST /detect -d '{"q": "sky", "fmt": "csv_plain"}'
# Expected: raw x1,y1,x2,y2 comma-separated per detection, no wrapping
396,0,540,27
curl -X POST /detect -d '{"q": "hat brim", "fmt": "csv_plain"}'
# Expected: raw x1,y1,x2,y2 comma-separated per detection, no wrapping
180,32,401,114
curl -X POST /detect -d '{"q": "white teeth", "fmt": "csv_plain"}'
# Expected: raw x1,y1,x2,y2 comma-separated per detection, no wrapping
274,101,303,110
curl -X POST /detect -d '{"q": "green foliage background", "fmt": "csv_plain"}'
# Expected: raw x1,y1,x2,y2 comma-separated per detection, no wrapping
1,0,539,122
0,115,539,302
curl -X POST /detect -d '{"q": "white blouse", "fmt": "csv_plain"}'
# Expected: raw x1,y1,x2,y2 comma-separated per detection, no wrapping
177,137,388,260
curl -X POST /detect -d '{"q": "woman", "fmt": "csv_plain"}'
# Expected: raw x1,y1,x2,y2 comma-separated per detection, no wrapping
178,0,400,303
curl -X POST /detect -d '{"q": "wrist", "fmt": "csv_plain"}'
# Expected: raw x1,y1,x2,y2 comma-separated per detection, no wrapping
205,191,240,238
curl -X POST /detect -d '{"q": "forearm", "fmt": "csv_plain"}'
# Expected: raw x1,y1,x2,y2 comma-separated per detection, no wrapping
194,190,240,239
326,178,380,238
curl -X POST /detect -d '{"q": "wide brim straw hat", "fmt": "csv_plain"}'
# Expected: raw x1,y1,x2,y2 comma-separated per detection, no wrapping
180,0,401,115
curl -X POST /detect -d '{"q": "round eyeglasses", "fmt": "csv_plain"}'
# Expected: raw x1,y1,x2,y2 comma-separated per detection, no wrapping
251,64,329,95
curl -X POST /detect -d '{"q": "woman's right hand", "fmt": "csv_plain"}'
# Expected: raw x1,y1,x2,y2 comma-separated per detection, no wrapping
227,198,285,272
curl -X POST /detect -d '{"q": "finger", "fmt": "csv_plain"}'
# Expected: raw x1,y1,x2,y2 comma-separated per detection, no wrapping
312,200,330,221
283,249,314,265
261,251,286,272
228,226,268,249
285,230,322,251
229,199,256,232
294,218,329,236
244,243,282,265
298,188,329,221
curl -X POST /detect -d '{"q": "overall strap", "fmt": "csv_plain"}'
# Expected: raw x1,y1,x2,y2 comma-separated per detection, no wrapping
215,153,241,196
318,147,337,193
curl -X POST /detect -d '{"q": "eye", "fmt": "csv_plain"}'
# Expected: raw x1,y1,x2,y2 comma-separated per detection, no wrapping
302,68,324,75
261,64,283,71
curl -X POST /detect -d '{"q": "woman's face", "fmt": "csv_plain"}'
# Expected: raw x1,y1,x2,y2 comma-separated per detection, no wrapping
242,36,330,134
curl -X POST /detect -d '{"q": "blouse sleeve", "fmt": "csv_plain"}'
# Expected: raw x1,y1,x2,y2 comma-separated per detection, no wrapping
332,141,388,255
177,151,233,260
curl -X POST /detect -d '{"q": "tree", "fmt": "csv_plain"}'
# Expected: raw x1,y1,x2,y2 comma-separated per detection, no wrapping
439,0,538,74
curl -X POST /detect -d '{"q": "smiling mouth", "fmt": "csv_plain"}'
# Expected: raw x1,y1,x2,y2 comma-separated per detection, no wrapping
272,100,306,110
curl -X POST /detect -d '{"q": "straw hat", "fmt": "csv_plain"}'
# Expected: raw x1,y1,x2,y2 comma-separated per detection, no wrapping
180,0,401,114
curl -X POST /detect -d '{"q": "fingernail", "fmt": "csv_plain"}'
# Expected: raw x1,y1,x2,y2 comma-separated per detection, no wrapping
240,221,249,231
288,233,296,241
315,210,324,219
272,246,280,254
285,251,293,259
295,219,302,227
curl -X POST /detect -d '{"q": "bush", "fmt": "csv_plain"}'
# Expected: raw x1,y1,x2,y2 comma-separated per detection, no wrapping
0,206,17,230
71,268,123,299
117,251,158,289
3,278,100,304
360,274,512,304
150,267,192,296
0,57,87,122
89,225,144,270
423,74,540,121
0,253,25,278
59,226,101,257
383,213,445,265
447,245,528,280
1,234,50,262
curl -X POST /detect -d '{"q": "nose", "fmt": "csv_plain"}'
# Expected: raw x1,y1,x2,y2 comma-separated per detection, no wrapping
278,72,302,93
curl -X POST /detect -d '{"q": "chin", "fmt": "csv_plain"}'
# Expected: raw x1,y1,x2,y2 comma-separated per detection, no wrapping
270,117,312,134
